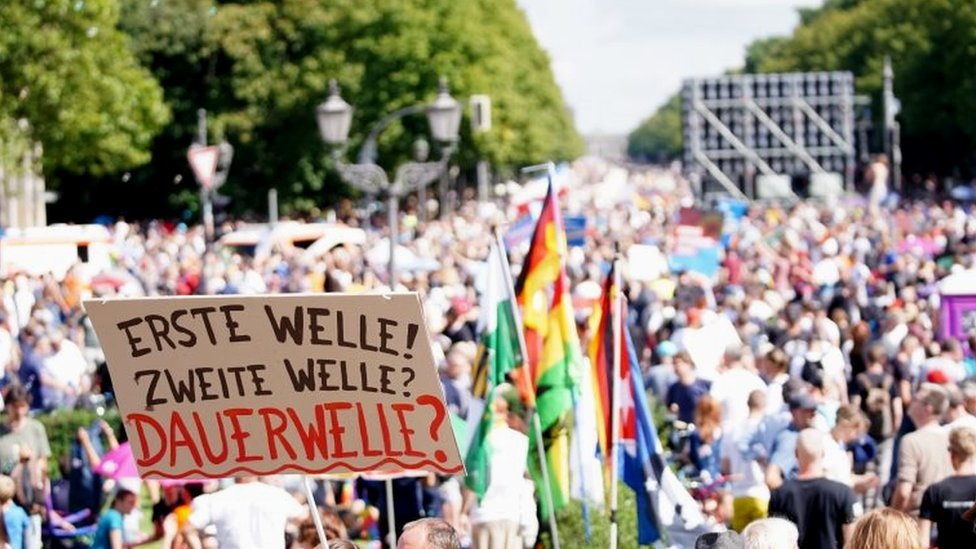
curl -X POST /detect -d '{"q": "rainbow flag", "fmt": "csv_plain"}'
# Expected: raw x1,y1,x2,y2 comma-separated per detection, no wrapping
515,178,583,516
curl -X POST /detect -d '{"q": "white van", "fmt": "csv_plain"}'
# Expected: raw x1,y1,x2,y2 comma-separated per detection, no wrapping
0,224,113,280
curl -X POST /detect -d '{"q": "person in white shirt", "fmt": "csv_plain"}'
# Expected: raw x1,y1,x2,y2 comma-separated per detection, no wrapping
710,345,767,430
722,390,771,532
760,348,791,416
920,339,967,384
824,405,879,495
463,384,530,549
183,476,307,549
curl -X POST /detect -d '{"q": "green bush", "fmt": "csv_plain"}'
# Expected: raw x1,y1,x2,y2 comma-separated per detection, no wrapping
33,408,123,480
546,489,641,548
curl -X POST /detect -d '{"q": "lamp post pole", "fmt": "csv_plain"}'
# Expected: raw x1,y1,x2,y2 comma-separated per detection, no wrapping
317,79,461,288
189,109,233,294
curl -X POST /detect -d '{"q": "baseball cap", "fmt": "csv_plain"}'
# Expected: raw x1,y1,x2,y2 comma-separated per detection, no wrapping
656,341,678,358
789,393,819,411
695,531,744,549
450,296,471,315
927,369,950,385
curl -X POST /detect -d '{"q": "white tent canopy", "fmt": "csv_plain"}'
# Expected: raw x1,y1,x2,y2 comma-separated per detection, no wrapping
939,269,976,296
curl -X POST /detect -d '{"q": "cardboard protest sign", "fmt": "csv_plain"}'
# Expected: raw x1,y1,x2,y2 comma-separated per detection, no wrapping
84,293,462,479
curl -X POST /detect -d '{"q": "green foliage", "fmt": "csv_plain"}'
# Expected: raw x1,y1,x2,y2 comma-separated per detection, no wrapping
627,93,682,163
0,0,170,178
548,490,640,548
99,0,582,217
34,408,123,480
746,0,976,177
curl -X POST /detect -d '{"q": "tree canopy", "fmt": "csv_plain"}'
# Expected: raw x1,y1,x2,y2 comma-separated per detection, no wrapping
627,92,682,163
0,0,169,177
51,0,581,219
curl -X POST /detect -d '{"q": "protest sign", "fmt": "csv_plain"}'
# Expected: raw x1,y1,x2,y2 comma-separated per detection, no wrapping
84,293,462,479
669,208,723,278
563,215,588,247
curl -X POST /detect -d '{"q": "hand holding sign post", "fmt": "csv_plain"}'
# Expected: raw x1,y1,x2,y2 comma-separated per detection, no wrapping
83,293,462,479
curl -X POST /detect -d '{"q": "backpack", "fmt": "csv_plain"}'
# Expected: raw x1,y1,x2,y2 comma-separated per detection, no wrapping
857,372,894,440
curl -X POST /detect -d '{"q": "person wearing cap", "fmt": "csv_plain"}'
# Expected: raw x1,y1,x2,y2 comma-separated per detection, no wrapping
891,383,952,515
765,393,819,490
694,530,744,549
444,298,476,345
919,338,966,384
918,426,976,549
644,340,678,400
767,429,859,549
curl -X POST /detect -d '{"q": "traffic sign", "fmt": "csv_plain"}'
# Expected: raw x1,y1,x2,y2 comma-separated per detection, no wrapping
187,145,220,190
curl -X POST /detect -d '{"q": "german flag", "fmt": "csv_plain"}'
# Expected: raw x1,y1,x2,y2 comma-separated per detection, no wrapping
514,178,583,515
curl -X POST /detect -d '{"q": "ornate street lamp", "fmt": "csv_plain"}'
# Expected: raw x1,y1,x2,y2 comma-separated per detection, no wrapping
426,77,462,144
316,80,353,146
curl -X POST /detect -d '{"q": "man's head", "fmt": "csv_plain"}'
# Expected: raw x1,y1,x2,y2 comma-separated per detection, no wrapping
694,531,743,549
673,352,695,379
866,343,886,368
944,338,964,361
397,518,459,549
962,381,976,415
742,517,799,549
763,347,789,377
795,428,825,472
723,345,746,370
444,348,471,381
788,394,818,429
112,488,138,515
948,426,976,471
908,383,949,427
4,385,30,421
833,405,866,444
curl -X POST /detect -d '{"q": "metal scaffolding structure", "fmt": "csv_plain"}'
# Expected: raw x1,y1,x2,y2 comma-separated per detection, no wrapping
682,72,858,200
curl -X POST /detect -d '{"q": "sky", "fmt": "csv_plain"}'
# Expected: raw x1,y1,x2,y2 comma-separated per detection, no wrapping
518,0,822,135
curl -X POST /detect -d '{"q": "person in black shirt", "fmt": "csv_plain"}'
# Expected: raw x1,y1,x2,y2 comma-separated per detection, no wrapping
768,429,860,549
919,426,976,549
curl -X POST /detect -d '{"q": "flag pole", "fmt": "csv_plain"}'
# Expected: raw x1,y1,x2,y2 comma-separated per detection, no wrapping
609,256,623,549
493,227,561,549
570,387,592,541
385,478,397,548
301,476,330,549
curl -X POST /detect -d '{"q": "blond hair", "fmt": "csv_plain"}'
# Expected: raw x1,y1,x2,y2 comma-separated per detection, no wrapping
742,517,798,549
949,426,976,461
849,508,922,549
0,475,14,503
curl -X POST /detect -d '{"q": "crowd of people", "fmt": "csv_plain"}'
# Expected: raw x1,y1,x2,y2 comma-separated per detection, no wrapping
0,158,976,549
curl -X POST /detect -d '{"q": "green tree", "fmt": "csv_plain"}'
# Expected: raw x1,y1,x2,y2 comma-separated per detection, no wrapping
627,93,682,163
102,0,581,218
0,0,169,178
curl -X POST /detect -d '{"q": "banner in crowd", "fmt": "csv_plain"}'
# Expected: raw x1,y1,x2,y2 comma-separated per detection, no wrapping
669,207,724,278
84,293,462,479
